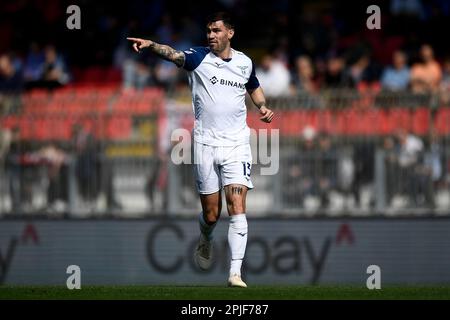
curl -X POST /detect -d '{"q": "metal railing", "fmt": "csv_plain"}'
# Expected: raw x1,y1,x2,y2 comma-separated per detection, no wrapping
0,89,449,218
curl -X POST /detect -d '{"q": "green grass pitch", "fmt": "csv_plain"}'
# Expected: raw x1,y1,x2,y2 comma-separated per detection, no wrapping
1,285,450,300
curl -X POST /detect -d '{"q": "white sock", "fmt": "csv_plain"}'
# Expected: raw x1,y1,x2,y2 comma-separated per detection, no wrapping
199,213,217,241
228,214,248,276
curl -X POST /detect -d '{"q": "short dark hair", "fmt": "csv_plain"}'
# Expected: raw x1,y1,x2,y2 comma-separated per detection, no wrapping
206,12,234,29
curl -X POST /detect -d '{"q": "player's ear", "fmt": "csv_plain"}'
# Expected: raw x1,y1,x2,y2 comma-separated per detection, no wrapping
228,28,234,40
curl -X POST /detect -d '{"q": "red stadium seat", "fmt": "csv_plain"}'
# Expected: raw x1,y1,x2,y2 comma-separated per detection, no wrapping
105,115,132,139
81,67,105,83
334,110,348,135
105,67,122,83
385,108,411,133
279,110,302,136
18,117,34,140
434,107,450,135
246,112,261,130
33,117,49,140
378,109,391,135
354,109,381,136
317,109,335,134
411,107,430,135
48,116,73,140
0,115,18,129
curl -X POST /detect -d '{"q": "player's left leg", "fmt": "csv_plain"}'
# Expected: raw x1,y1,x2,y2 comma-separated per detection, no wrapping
224,184,249,288
219,143,253,287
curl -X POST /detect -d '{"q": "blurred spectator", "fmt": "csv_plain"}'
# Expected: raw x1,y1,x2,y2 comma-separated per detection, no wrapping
351,140,375,208
322,55,346,88
256,53,290,97
0,53,24,93
25,45,71,90
416,130,443,208
180,16,203,45
316,132,338,209
72,124,101,208
122,57,153,91
23,42,45,83
37,142,69,213
5,126,34,212
396,128,424,206
72,124,122,212
381,50,410,91
271,36,290,67
115,20,155,92
410,44,442,93
290,55,317,94
283,126,317,207
0,126,12,203
154,32,192,90
342,53,380,88
0,125,12,162
390,0,425,19
155,14,175,45
439,56,450,104
382,135,399,206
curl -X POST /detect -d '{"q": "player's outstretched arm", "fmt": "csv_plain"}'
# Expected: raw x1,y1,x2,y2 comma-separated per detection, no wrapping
248,87,274,123
126,37,185,67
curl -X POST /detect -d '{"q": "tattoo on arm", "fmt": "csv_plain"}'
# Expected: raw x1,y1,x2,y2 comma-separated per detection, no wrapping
148,41,185,67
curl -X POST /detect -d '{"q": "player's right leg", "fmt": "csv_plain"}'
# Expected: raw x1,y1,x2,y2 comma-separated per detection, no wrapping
193,142,221,270
195,192,221,270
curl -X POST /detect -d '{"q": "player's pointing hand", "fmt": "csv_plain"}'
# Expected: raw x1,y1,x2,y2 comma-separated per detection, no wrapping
259,106,274,123
126,37,152,53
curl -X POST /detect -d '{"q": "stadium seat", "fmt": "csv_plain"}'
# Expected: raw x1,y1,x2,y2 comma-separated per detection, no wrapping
386,108,411,133
334,108,381,136
378,110,391,135
411,107,430,135
317,110,335,134
279,110,302,137
434,107,450,135
80,67,105,84
48,116,73,140
18,117,34,140
334,110,348,135
0,115,18,129
105,115,132,139
105,67,122,83
246,112,261,130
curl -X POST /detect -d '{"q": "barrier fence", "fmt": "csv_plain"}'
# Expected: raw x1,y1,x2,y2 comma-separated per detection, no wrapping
0,88,449,217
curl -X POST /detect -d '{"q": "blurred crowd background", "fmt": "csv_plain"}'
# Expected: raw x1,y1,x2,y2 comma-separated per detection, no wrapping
0,0,450,217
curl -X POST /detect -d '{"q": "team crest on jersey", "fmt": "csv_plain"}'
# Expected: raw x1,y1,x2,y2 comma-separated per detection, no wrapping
237,65,248,75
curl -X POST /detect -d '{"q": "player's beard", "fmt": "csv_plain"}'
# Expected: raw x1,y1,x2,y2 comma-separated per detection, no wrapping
210,41,227,55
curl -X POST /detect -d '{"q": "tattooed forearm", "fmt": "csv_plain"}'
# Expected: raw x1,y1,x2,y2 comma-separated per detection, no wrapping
148,41,185,67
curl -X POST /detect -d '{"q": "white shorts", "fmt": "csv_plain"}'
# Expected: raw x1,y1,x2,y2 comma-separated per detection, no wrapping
193,141,254,194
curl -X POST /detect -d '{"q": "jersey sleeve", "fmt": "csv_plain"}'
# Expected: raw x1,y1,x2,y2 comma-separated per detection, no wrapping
245,61,260,91
182,47,210,71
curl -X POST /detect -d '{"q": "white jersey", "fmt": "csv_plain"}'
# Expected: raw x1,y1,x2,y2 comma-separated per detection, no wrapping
182,47,260,146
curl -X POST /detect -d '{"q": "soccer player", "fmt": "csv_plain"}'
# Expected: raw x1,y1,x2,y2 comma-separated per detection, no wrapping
127,12,274,288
